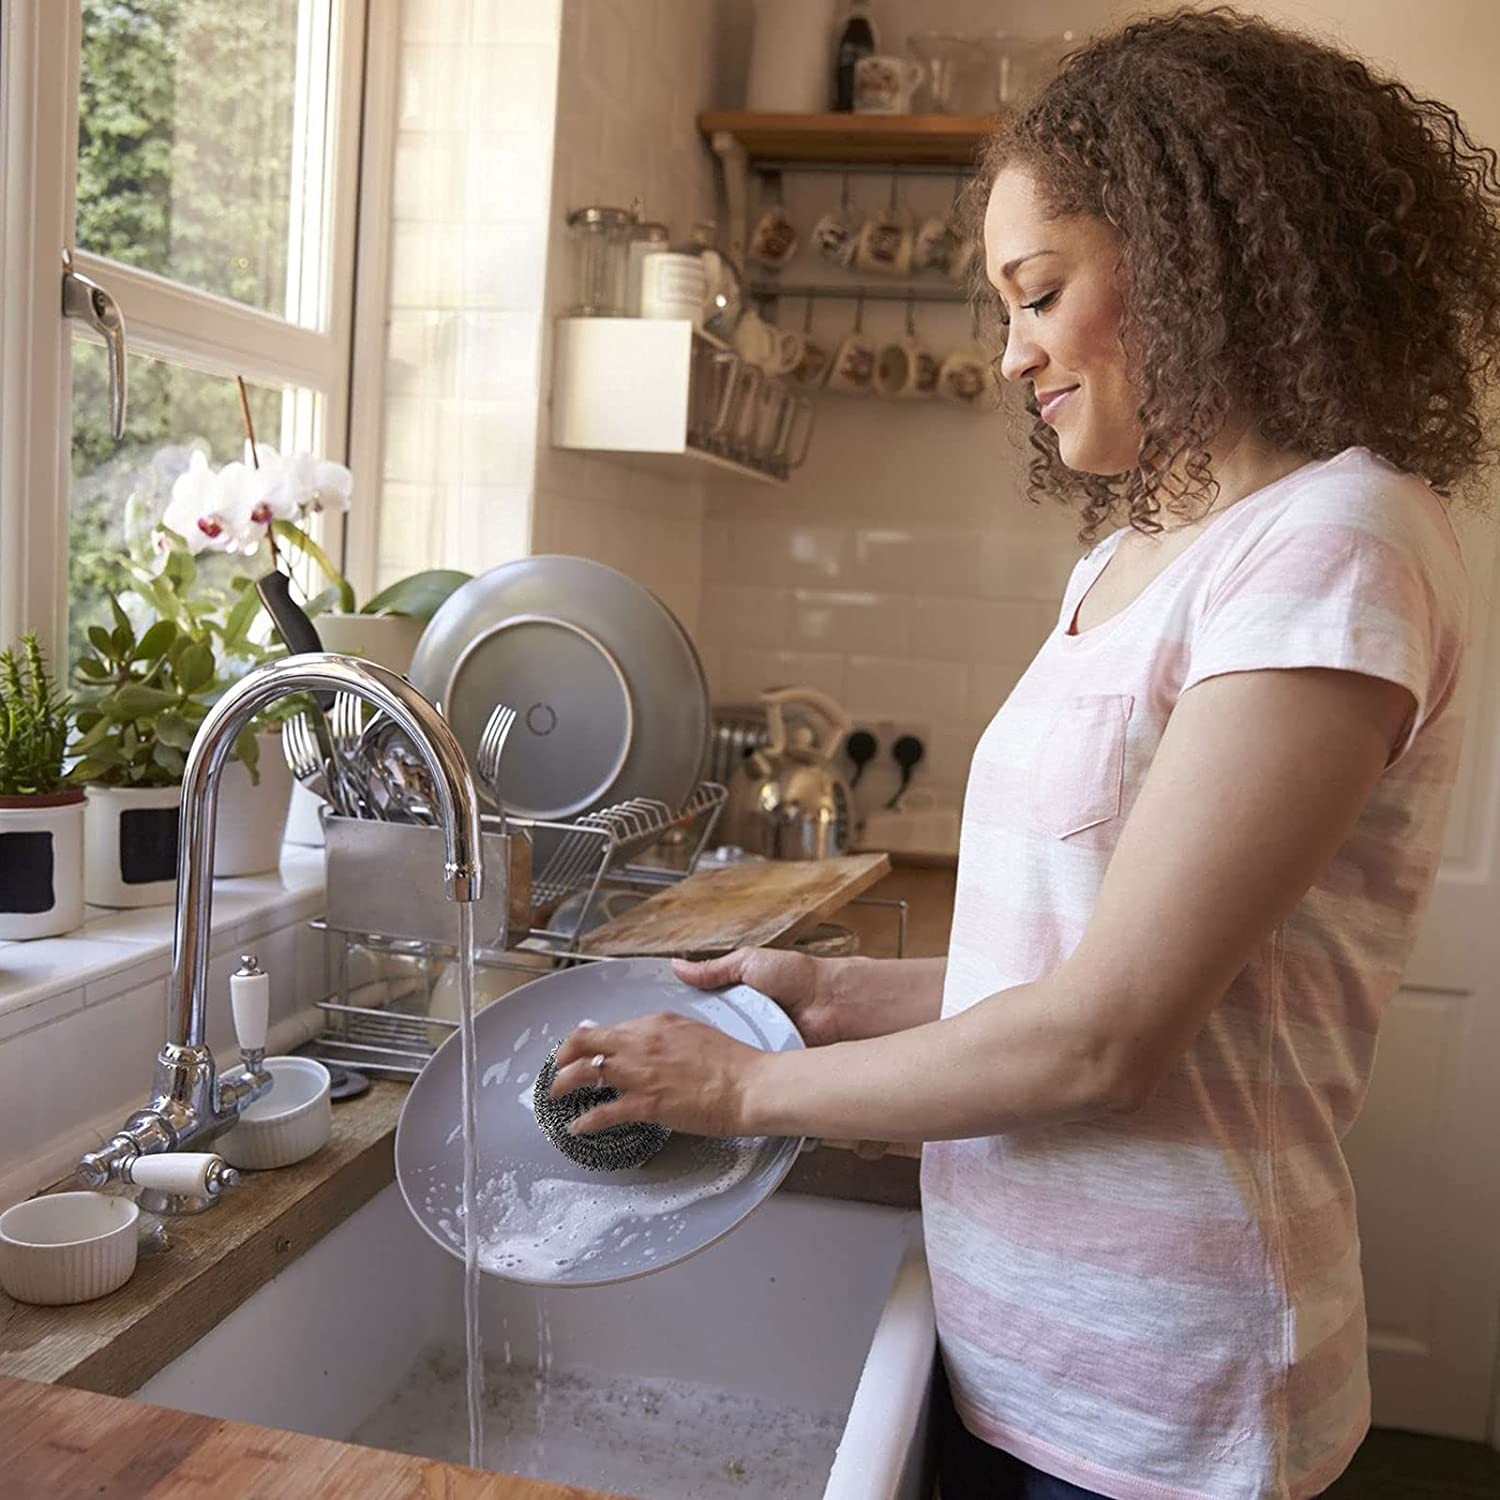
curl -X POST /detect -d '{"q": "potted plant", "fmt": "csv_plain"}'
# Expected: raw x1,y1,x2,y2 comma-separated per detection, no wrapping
0,635,84,940
67,601,229,907
156,439,470,849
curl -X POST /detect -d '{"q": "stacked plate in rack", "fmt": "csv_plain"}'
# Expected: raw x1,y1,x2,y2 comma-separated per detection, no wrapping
409,555,712,832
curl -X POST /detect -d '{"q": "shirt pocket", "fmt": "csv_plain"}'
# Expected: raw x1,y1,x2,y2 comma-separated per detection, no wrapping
1029,694,1134,840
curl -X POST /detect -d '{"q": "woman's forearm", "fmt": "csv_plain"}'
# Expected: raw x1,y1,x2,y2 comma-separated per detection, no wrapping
828,955,947,1041
743,973,1126,1142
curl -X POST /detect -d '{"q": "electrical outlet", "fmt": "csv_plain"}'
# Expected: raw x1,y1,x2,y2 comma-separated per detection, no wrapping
842,718,932,828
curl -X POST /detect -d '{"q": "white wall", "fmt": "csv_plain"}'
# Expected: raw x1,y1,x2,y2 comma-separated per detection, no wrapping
372,0,561,590
529,0,728,636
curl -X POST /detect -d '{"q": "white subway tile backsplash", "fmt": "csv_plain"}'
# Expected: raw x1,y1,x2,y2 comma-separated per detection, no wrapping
463,47,559,129
721,518,850,587
844,656,969,724
463,136,554,224
470,0,562,47
392,134,465,223
398,45,470,130
908,598,1057,664
848,528,981,598
791,590,910,656
721,649,847,706
697,585,796,651
975,529,1086,603
458,314,545,403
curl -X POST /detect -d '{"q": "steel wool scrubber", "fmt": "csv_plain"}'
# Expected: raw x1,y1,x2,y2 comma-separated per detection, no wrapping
533,1041,671,1171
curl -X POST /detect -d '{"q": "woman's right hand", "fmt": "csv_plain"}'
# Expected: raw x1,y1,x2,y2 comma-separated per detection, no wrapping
672,948,844,1047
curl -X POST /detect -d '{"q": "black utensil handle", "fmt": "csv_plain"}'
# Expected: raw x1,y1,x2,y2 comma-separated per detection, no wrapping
256,570,334,710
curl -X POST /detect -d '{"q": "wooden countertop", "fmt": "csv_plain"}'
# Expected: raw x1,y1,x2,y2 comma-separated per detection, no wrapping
0,1373,626,1499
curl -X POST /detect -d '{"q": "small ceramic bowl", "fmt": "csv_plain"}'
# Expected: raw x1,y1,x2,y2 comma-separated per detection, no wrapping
0,1191,139,1305
219,1056,332,1170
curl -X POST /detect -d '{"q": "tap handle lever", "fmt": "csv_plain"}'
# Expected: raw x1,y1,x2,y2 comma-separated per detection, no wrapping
125,1153,240,1199
231,954,269,1068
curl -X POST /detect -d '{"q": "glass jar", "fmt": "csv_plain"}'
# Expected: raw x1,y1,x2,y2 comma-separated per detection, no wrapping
566,206,635,317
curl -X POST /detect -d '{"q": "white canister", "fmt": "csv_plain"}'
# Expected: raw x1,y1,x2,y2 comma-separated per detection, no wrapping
626,222,670,316
315,613,425,676
84,784,182,909
0,791,85,940
746,0,840,112
640,251,708,326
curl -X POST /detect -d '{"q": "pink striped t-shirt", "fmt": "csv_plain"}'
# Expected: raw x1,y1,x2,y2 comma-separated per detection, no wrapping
921,448,1469,1500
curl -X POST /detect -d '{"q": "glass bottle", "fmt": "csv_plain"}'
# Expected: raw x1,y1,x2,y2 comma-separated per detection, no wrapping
833,1,878,112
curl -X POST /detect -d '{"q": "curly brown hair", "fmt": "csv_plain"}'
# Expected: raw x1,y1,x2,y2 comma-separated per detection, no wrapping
975,5,1500,541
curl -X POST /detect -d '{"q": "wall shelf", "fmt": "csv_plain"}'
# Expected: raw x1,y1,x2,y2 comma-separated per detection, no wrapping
700,111,1004,268
697,111,1004,166
549,318,791,488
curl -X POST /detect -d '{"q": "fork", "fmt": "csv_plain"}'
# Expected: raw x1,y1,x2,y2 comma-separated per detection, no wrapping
282,712,326,800
475,703,518,823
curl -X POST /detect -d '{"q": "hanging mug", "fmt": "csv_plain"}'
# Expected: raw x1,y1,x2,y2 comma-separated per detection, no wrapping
854,55,925,114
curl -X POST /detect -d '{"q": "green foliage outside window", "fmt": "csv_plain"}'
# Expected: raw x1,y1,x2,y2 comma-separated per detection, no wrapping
69,0,300,665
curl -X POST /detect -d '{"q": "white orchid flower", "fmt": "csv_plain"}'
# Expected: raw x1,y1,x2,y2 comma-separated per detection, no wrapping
213,460,275,553
161,450,236,554
247,442,352,519
159,451,271,555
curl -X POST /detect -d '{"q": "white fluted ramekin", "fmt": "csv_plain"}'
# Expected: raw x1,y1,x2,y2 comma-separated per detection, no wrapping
0,1191,139,1305
219,1056,332,1170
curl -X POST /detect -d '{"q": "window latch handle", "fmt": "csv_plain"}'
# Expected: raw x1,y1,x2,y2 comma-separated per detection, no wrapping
61,247,127,441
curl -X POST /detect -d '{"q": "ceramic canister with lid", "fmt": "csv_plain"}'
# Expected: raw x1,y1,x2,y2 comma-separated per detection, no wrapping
625,220,670,315
639,251,708,325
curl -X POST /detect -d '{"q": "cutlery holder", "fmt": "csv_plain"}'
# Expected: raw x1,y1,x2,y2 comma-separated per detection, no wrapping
322,813,532,950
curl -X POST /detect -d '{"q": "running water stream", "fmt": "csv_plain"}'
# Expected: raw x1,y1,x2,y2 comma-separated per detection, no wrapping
457,904,484,1467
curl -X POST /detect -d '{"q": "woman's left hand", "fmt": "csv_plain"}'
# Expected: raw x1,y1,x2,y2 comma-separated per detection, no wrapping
547,1013,767,1138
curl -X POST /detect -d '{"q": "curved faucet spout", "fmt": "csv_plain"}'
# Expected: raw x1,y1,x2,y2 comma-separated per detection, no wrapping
170,653,483,1051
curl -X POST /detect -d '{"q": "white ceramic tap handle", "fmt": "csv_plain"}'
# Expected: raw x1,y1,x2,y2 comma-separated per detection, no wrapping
128,1153,219,1198
231,956,269,1057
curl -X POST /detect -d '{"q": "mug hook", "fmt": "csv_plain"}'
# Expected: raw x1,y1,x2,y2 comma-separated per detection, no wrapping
802,295,815,334
840,172,851,214
888,171,900,213
905,294,917,338
855,291,866,335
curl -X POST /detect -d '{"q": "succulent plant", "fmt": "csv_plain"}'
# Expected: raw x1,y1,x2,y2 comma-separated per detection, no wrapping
67,600,255,788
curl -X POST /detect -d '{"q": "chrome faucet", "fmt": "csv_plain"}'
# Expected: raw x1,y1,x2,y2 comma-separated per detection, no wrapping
78,654,484,1213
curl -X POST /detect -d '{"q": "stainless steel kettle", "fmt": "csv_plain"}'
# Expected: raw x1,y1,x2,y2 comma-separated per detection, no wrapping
726,686,854,860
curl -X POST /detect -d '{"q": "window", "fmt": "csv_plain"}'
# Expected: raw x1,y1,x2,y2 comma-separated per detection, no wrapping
0,0,371,662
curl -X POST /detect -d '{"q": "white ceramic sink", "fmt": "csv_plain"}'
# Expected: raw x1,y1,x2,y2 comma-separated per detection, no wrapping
133,1183,936,1499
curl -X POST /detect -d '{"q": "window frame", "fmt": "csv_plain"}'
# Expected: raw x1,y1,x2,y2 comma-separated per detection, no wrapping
0,0,380,660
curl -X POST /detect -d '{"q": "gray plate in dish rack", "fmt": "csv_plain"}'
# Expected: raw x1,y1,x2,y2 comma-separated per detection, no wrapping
408,555,710,823
393,956,805,1287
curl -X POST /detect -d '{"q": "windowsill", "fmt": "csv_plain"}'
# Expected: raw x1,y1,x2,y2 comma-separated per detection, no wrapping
0,845,325,1043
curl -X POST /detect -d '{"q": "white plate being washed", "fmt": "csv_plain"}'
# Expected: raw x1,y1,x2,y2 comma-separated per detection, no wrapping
393,956,806,1286
409,556,710,823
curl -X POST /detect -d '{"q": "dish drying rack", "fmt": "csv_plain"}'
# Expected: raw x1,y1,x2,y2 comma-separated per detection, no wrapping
306,781,728,1078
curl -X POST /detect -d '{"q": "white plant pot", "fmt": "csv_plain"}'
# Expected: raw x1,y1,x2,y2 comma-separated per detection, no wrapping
0,791,86,940
283,779,327,848
214,730,293,878
316,613,424,676
85,784,183,909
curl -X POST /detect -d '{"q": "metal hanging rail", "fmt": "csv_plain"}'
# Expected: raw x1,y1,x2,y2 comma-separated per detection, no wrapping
749,281,972,305
750,159,977,179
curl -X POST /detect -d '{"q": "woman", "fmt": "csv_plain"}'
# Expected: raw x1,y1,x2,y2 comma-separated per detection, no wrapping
546,9,1500,1497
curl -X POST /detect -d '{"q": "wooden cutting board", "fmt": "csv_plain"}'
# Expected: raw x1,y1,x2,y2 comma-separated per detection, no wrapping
578,852,891,957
